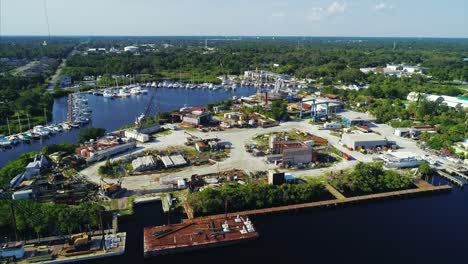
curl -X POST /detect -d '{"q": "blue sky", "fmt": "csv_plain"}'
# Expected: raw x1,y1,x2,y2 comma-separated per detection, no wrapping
0,0,467,37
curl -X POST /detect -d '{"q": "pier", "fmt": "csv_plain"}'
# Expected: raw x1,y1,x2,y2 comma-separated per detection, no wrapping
325,184,346,199
184,180,451,221
445,167,468,180
436,169,467,186
67,93,74,122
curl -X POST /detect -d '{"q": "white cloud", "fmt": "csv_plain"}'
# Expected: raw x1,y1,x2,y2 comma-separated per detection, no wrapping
327,2,347,15
375,3,395,11
307,2,347,21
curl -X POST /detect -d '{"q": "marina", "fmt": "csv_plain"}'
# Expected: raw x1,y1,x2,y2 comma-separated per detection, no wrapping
0,87,257,167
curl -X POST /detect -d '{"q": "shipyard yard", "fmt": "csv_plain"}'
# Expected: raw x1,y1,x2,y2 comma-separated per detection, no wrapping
78,117,431,194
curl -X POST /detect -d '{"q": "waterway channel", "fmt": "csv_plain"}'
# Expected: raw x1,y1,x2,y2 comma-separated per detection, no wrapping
94,176,467,264
0,87,257,167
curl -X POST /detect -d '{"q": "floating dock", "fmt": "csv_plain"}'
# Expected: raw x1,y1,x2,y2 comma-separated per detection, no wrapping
144,216,258,257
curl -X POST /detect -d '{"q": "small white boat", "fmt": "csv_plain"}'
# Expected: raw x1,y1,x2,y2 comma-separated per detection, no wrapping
130,86,142,95
103,90,114,97
118,89,130,97
0,137,12,147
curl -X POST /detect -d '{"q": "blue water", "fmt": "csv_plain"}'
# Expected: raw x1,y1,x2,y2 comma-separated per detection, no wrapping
2,86,468,263
0,87,257,167
92,176,468,264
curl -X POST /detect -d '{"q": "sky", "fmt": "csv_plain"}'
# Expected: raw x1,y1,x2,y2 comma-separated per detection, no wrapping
0,0,467,38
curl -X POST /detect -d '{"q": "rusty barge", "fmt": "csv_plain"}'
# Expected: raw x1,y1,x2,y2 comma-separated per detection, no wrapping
143,216,258,257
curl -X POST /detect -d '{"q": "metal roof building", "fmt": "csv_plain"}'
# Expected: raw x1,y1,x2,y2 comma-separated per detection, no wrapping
342,133,388,150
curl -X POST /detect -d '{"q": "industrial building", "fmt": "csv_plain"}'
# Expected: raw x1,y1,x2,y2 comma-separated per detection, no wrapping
76,141,136,163
337,111,374,127
125,123,160,143
182,112,212,126
341,133,388,151
268,136,315,166
132,156,157,172
159,155,187,168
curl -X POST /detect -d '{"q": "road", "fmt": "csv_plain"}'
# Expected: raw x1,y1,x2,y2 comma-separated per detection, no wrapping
47,58,67,92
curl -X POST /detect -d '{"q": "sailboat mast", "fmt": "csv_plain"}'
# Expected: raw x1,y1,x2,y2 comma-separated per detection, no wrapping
6,118,11,135
27,114,31,130
44,108,47,126
17,113,22,132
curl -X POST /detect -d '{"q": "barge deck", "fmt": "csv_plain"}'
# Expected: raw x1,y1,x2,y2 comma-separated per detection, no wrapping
144,216,258,257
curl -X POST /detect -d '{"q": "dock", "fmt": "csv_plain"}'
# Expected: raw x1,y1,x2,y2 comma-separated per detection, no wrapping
162,193,173,213
185,180,450,221
445,167,468,181
325,184,346,199
436,169,467,186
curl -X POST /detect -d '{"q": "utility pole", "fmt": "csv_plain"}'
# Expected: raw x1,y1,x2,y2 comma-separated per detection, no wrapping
10,202,18,242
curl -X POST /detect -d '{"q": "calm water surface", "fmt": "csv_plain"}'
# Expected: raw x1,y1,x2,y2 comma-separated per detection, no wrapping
90,177,468,264
0,87,257,167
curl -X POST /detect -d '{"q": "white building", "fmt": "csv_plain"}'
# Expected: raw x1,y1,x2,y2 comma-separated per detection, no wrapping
407,92,468,109
124,46,139,52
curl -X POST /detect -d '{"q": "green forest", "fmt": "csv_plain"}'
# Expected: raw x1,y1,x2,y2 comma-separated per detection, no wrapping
63,39,468,83
329,162,413,195
187,178,327,215
0,200,103,239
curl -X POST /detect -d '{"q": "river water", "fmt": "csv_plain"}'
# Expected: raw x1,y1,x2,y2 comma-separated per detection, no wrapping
2,88,467,263
0,87,257,167
93,176,467,264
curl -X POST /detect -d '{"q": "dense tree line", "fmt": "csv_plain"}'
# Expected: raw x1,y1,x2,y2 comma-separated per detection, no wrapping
0,200,103,239
62,39,468,84
78,127,106,143
187,179,327,215
329,162,412,195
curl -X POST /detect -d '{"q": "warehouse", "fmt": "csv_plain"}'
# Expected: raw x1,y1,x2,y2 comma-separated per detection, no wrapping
132,156,157,172
337,111,374,127
341,133,388,151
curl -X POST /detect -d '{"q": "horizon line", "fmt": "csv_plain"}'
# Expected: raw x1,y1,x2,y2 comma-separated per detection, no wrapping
1,34,468,40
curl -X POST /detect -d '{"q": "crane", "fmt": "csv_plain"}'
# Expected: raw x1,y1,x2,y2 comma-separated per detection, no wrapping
134,93,157,132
